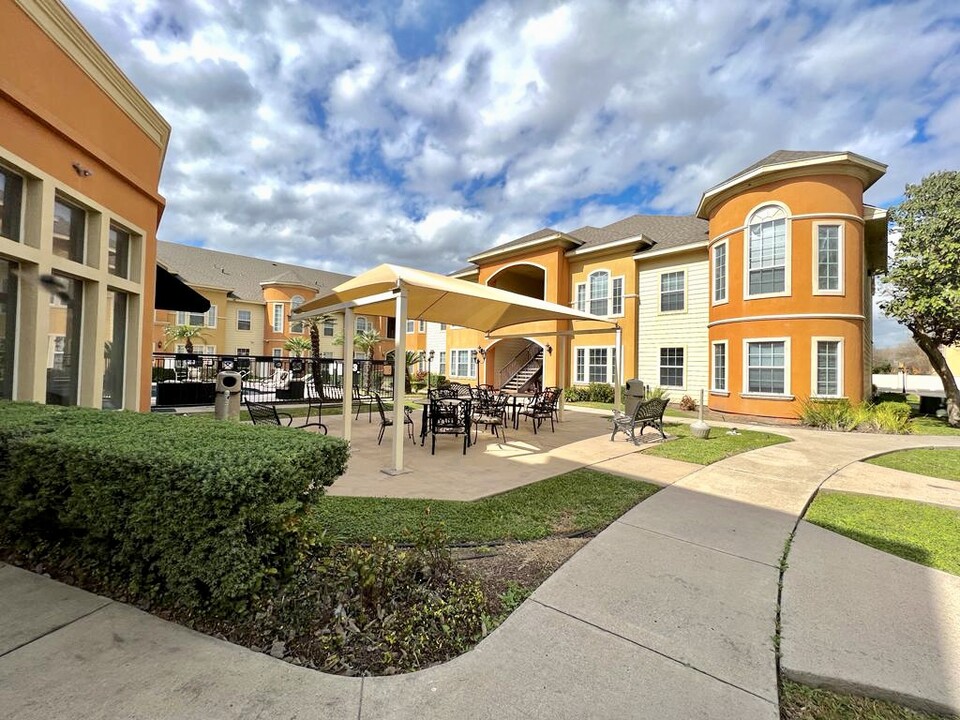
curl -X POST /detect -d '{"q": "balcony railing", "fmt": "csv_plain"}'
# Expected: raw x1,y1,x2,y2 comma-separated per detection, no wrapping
151,352,388,407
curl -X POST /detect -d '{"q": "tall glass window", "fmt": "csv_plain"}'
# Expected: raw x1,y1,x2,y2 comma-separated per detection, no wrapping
588,271,609,316
102,290,127,409
290,295,304,333
46,274,83,406
53,198,86,263
816,341,841,396
612,277,623,315
0,166,23,242
817,225,841,291
0,258,17,399
747,205,787,295
713,343,726,391
713,243,727,302
108,226,130,278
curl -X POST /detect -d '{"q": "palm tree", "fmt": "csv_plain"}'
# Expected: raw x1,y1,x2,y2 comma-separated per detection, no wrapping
386,350,424,394
163,324,208,354
301,315,328,396
283,336,311,357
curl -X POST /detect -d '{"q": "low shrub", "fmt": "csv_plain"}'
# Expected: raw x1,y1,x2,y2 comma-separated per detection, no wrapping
252,522,487,674
872,391,907,404
152,367,176,382
564,383,614,403
0,402,349,616
679,395,697,411
799,398,914,434
646,386,669,401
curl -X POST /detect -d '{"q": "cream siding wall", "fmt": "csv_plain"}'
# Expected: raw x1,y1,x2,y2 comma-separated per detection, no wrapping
425,322,446,361
223,300,264,356
637,252,709,400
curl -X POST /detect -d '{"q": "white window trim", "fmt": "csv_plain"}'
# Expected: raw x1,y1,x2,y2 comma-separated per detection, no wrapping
742,336,793,399
711,340,729,395
658,269,687,315
406,319,415,334
712,239,729,306
449,348,476,378
658,345,686,389
572,345,620,385
611,274,625,318
237,309,252,331
574,282,586,312
271,303,284,333
206,305,217,329
812,221,845,296
418,320,426,332
743,202,792,301
272,348,283,358
810,336,845,399
576,270,624,318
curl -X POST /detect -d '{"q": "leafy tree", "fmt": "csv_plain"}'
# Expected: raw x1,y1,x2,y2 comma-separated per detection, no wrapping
881,170,960,425
163,324,208,354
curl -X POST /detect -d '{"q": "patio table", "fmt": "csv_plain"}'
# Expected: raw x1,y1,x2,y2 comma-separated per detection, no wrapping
501,392,537,429
415,398,472,448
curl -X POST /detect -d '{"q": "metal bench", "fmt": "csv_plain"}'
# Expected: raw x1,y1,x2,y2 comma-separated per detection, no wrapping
246,401,327,434
610,397,668,444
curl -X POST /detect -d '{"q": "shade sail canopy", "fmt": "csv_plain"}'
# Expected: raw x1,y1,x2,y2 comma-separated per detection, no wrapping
293,264,615,332
155,265,211,312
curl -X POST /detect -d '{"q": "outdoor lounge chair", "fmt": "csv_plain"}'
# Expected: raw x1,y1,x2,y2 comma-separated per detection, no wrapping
610,397,668,444
243,368,291,394
374,393,415,445
246,400,327,434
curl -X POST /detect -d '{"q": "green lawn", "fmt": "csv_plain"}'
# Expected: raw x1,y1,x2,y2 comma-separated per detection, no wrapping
866,448,960,482
911,415,960,436
642,422,790,465
566,401,693,419
805,493,960,576
780,680,948,720
310,469,659,543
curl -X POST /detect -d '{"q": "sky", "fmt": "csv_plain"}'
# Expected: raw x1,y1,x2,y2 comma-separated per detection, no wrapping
66,0,960,347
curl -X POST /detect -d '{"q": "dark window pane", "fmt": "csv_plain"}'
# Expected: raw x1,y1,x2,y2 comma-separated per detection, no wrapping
53,199,85,263
102,290,126,409
0,258,17,399
108,226,130,278
46,274,83,406
0,167,23,242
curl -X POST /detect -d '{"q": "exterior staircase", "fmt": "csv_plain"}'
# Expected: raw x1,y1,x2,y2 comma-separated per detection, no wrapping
501,350,543,392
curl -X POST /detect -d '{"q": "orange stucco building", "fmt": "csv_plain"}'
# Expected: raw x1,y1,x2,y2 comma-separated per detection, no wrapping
0,0,174,410
442,150,888,421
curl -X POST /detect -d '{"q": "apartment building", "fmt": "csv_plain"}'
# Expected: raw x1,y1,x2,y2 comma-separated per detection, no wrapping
443,150,889,420
0,0,195,411
153,241,389,359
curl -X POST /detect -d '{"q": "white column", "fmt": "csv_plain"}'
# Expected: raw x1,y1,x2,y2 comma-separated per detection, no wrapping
614,325,623,410
342,308,354,443
557,334,566,422
389,286,408,474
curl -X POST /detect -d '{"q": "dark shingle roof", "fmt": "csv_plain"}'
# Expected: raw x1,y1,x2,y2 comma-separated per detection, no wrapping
707,150,840,193
157,241,351,303
568,214,708,254
468,227,566,259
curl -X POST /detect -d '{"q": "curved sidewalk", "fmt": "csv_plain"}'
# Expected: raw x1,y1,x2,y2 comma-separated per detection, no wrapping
1,427,958,719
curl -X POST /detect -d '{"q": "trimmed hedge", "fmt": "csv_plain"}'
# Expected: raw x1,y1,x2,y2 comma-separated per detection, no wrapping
0,402,348,616
565,383,614,403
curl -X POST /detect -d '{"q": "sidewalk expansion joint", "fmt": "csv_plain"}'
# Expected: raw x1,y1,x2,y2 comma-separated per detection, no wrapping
357,676,364,720
613,519,779,569
0,598,113,660
530,599,776,707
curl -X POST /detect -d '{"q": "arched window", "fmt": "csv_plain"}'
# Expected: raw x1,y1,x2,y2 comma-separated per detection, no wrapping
356,315,373,333
290,295,304,332
574,270,623,316
746,204,788,296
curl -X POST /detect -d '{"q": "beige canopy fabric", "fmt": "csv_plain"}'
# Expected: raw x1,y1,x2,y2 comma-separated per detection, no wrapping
293,263,615,332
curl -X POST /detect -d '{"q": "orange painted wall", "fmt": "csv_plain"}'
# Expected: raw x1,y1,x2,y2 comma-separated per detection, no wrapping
707,174,869,418
0,3,167,411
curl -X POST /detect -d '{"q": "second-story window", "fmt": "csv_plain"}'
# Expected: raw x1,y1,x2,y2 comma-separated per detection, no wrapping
588,271,608,315
108,226,130,278
53,197,86,263
177,306,216,327
747,205,787,296
356,315,373,333
290,295,304,333
272,303,284,332
660,271,685,312
406,319,415,333
816,224,842,293
579,270,623,316
0,165,24,242
237,309,252,331
323,318,335,336
713,241,727,303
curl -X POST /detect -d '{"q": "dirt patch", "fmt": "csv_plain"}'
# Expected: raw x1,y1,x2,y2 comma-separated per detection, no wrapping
456,536,589,617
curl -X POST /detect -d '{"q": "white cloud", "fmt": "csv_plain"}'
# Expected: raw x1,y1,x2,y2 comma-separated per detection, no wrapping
63,0,959,283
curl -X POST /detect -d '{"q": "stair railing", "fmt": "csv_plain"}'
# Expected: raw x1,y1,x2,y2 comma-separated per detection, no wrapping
498,345,542,389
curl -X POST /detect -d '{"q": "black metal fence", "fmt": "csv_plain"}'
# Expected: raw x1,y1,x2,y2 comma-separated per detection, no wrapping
151,353,390,407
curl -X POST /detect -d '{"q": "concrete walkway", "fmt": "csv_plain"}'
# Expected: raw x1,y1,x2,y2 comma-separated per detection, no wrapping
823,460,960,509
2,427,959,719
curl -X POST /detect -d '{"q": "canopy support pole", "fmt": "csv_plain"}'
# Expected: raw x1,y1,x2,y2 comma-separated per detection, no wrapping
557,333,567,422
385,285,409,475
342,308,354,443
614,326,623,411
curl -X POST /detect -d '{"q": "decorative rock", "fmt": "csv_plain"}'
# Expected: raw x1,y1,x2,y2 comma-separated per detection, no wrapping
269,640,286,659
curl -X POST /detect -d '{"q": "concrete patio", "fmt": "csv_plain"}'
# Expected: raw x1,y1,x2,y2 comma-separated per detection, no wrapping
306,406,677,500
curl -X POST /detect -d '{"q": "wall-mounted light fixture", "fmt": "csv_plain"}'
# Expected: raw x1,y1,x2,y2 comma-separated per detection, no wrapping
476,345,487,360
72,162,93,177
545,343,553,355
